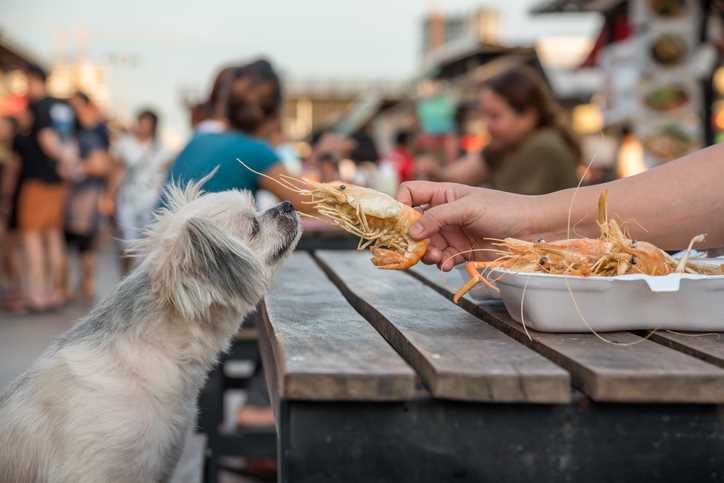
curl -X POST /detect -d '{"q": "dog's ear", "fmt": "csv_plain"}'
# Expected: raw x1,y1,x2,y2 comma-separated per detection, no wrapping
152,217,268,320
130,168,221,258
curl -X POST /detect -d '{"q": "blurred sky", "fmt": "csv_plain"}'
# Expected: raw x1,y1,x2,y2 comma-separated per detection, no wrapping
0,0,599,144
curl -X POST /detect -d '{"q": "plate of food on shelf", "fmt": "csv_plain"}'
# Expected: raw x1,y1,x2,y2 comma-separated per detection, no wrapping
650,33,688,66
643,84,689,112
643,124,698,161
648,0,688,17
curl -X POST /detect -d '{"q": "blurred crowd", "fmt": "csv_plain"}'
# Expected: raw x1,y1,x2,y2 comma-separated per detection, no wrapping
0,65,171,312
0,58,589,315
294,65,589,196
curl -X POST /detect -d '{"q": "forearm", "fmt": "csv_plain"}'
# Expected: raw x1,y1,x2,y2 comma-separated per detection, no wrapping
530,144,724,250
106,163,126,199
259,165,315,214
38,129,65,161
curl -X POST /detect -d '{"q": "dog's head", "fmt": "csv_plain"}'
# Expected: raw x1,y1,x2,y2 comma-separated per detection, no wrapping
132,180,302,321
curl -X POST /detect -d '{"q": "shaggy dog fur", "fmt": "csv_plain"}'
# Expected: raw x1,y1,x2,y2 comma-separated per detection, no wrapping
0,180,301,483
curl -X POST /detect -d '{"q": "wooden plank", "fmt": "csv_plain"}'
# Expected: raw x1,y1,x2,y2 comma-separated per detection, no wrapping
410,263,724,403
260,252,416,401
649,332,724,369
315,251,571,403
257,302,283,425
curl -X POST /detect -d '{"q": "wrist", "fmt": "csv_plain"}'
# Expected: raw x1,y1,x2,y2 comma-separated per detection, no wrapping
515,192,564,241
527,188,599,241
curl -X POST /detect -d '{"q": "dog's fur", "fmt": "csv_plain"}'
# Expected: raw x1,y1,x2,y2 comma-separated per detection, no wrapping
0,180,301,483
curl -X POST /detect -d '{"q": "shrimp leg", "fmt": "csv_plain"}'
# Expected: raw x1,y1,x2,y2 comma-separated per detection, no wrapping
453,261,499,303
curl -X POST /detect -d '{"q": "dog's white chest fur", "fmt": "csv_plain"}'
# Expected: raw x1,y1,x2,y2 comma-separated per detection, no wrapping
1,338,200,482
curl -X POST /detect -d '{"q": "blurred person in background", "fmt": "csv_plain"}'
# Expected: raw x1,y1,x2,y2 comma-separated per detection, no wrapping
388,129,415,182
190,66,234,134
347,126,380,165
108,108,170,274
305,128,349,182
62,92,112,300
0,115,20,310
4,110,33,312
416,80,458,164
0,116,17,192
416,66,580,195
164,59,305,205
17,65,76,311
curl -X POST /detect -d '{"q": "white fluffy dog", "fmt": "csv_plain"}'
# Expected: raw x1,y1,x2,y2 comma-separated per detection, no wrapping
0,180,301,483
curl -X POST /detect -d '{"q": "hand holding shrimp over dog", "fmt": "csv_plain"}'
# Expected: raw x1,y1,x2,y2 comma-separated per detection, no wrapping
240,160,429,269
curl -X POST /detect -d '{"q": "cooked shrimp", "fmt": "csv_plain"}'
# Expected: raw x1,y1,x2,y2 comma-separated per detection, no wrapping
238,161,429,269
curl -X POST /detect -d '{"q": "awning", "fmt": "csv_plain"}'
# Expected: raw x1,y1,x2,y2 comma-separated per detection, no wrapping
0,36,45,71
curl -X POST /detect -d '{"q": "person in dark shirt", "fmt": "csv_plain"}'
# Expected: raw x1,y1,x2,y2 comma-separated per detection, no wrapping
17,64,76,310
0,115,23,311
63,91,112,300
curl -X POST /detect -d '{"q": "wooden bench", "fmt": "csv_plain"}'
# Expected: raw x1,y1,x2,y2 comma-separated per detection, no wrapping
259,251,724,483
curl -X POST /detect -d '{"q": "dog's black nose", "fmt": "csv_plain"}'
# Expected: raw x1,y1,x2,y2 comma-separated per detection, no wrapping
279,201,294,214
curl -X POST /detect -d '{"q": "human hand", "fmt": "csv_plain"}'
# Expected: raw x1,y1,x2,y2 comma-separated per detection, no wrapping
397,181,536,270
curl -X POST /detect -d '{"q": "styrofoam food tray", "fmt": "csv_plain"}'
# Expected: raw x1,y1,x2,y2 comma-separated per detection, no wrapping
485,267,724,333
455,249,712,303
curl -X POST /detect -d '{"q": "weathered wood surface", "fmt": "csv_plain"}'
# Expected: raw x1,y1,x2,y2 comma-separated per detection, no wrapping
260,253,416,401
411,263,724,403
316,251,570,403
649,332,724,368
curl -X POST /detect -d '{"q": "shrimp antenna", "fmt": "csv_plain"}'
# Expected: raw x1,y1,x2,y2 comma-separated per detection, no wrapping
675,233,706,273
236,159,307,193
567,139,599,240
442,248,510,267
297,211,323,221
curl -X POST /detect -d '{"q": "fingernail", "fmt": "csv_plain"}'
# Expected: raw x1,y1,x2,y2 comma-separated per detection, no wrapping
410,223,424,237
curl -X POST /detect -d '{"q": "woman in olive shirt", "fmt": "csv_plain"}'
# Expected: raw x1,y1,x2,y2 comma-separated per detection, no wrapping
419,66,580,195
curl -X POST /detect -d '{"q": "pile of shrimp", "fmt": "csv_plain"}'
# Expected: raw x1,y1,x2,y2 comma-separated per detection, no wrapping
455,190,724,302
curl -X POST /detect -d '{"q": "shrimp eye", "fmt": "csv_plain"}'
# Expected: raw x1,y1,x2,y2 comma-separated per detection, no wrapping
338,184,346,191
539,256,548,265
631,256,637,265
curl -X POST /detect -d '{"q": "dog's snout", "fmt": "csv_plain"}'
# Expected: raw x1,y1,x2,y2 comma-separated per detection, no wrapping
278,201,294,214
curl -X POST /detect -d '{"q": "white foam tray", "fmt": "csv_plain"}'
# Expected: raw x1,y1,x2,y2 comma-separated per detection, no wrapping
457,264,724,333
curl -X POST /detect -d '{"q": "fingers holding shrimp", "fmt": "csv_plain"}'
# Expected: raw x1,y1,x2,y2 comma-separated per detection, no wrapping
395,182,541,270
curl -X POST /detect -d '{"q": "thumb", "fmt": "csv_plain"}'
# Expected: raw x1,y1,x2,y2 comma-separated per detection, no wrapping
409,200,472,239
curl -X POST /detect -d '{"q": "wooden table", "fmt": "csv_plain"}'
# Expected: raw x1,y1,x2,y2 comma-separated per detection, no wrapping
259,251,724,483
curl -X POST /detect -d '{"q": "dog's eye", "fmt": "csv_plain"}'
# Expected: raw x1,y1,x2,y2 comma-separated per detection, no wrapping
250,217,260,239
